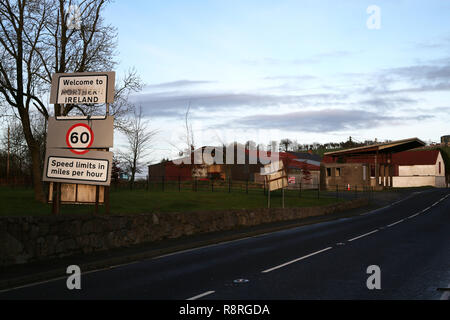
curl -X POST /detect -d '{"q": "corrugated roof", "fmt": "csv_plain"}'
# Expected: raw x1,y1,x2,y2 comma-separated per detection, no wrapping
324,137,426,156
392,150,440,165
287,152,322,162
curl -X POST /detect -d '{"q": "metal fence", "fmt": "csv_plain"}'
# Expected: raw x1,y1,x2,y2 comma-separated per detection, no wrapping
0,174,374,203
0,175,34,188
113,175,373,201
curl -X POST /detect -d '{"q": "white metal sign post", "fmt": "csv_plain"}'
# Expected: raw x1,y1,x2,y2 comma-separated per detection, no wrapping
45,71,115,214
261,160,288,209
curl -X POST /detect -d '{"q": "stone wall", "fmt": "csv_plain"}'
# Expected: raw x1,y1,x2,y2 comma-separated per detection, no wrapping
0,199,368,267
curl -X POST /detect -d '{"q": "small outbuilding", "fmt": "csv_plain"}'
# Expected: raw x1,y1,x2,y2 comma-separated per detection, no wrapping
391,149,446,188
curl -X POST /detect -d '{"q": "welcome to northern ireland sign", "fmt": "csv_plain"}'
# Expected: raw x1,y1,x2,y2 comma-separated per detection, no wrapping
50,72,115,104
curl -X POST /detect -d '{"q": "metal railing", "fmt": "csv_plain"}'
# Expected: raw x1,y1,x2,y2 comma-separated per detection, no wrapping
113,176,374,201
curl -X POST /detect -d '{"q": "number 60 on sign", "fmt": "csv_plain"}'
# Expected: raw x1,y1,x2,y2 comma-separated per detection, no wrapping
66,123,94,154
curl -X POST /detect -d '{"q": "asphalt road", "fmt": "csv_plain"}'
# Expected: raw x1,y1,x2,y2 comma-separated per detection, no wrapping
1,188,449,300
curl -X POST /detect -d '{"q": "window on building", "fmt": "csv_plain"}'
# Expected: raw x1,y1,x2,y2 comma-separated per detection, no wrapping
439,162,441,174
370,165,375,178
363,166,367,181
326,168,332,177
336,168,341,177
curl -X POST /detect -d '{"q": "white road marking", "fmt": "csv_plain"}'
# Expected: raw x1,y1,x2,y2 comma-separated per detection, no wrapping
440,282,450,301
347,229,379,242
187,290,215,300
0,261,143,294
0,275,67,294
440,290,450,301
407,212,421,219
153,236,254,260
262,247,333,274
387,220,404,227
359,194,415,216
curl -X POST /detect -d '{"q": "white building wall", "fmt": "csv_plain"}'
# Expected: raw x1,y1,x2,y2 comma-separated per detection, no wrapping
392,176,435,188
436,176,446,188
394,151,446,188
398,165,434,176
435,152,445,177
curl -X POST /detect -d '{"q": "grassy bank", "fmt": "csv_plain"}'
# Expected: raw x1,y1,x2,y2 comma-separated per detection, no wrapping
0,186,344,217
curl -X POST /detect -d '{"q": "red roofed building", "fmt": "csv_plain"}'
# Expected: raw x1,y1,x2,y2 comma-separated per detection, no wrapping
321,138,447,189
391,150,446,188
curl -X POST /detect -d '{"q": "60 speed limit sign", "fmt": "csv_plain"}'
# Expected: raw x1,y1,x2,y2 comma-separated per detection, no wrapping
66,123,94,154
46,116,113,150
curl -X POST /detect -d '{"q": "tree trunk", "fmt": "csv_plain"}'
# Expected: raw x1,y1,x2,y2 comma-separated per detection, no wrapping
130,168,136,190
19,109,46,203
30,144,45,202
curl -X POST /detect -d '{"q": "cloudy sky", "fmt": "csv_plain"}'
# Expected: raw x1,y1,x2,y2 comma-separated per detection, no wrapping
104,0,450,163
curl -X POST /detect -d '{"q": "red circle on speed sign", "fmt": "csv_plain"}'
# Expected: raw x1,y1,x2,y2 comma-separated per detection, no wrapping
66,123,94,155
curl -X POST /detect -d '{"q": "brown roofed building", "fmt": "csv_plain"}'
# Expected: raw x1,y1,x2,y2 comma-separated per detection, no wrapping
321,138,430,190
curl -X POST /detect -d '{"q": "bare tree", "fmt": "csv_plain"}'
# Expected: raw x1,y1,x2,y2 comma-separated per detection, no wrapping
183,101,195,154
79,67,143,130
119,106,157,189
0,0,142,201
0,111,46,179
280,138,293,152
0,0,52,200
167,102,196,159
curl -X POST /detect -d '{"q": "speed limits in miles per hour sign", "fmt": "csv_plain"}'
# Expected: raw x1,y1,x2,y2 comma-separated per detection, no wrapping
66,123,94,154
44,116,114,186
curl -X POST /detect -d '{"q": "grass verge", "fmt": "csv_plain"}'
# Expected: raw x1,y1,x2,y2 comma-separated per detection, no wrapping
0,186,343,217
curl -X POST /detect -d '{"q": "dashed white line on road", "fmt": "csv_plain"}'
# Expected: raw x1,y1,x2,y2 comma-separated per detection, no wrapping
347,230,379,242
440,290,450,301
440,282,450,301
387,220,404,227
262,247,333,274
0,278,67,294
407,212,421,219
187,290,215,300
153,236,256,260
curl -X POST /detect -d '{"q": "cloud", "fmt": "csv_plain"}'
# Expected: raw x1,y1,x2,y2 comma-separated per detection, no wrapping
242,50,353,66
359,97,418,109
263,75,317,81
399,106,450,115
359,56,450,96
133,55,449,135
413,34,450,50
233,109,433,133
387,64,450,83
145,80,216,89
388,82,450,94
132,90,347,118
